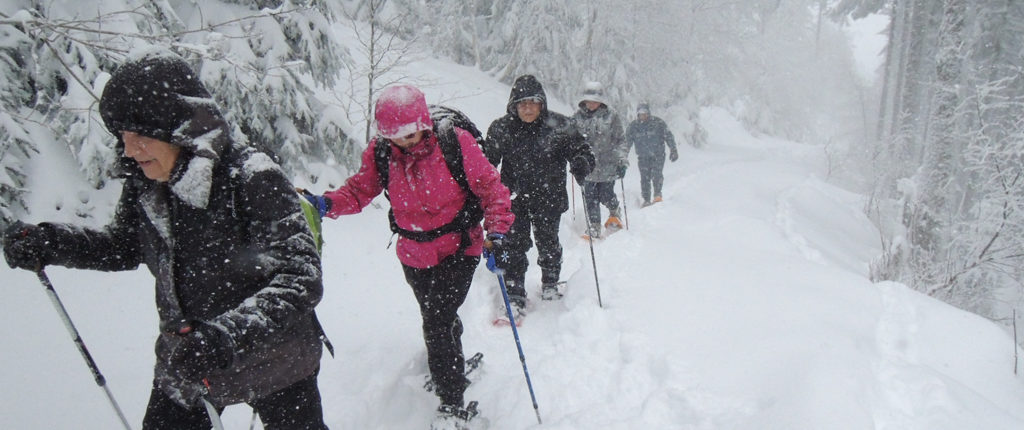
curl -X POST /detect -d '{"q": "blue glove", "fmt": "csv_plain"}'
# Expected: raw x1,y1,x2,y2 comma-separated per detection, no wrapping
483,233,509,274
302,193,330,218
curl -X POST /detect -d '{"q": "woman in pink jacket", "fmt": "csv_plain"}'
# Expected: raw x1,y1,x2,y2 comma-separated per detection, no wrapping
306,84,513,429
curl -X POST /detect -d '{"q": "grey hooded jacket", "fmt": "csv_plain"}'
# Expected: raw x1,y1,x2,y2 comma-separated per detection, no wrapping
573,104,628,182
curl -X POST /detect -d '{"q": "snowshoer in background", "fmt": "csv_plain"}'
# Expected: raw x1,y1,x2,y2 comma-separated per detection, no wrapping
1,49,330,429
573,81,628,239
626,102,678,207
482,74,595,313
303,84,513,430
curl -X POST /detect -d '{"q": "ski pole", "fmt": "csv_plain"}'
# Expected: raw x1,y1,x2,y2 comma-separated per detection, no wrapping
200,391,225,430
35,270,133,430
579,197,604,308
571,176,577,220
485,252,543,425
619,179,630,230
198,379,225,430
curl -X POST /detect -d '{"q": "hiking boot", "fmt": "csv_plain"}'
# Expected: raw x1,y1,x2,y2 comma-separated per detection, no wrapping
582,224,602,240
604,216,624,230
641,199,653,207
509,295,527,318
541,282,564,300
431,404,473,430
653,195,663,203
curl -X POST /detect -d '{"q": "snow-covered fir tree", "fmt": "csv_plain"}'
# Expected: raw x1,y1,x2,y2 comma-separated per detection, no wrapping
0,0,357,229
863,0,1024,324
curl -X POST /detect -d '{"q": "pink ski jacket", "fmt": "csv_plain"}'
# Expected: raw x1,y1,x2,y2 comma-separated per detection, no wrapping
324,128,514,268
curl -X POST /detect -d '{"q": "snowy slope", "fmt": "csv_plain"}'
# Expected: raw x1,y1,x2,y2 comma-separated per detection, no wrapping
3,35,1024,430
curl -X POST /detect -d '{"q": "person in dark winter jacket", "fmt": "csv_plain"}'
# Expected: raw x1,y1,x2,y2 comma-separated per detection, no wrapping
304,84,514,430
573,81,628,239
1,49,330,430
626,103,678,206
483,74,595,310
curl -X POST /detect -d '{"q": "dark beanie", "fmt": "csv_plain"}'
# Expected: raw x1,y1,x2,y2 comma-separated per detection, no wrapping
99,50,211,144
506,74,548,115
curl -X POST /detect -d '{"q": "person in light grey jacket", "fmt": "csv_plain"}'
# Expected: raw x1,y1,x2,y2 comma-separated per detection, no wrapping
573,81,628,238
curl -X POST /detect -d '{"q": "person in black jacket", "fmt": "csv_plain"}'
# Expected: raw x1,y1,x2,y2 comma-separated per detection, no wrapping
482,75,595,313
626,103,678,206
2,49,329,430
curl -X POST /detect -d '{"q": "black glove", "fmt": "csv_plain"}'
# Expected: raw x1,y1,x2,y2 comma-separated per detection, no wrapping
2,221,52,270
167,323,233,382
669,148,679,162
570,157,591,183
616,163,628,179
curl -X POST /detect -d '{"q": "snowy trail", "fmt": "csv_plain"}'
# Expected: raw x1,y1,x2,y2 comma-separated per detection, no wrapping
4,106,1024,429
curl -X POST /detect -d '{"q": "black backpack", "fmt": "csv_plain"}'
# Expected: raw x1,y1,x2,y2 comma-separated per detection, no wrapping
373,105,484,253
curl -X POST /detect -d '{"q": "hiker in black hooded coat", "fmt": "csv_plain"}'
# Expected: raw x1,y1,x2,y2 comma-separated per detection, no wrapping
2,49,330,430
482,75,595,310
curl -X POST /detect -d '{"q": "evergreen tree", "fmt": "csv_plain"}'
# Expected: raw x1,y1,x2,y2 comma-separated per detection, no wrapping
0,0,356,223
865,0,1024,322
0,13,35,225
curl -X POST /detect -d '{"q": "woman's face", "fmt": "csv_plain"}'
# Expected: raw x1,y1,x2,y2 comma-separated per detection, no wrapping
391,130,426,150
121,131,181,182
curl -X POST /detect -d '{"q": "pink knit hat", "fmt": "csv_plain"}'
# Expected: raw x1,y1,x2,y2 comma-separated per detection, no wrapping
374,84,433,139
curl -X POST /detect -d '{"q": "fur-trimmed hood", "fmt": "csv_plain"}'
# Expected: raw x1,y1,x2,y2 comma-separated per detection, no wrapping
99,48,230,209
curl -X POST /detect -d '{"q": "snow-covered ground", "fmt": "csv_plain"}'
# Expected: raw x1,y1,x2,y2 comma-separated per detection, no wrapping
4,39,1024,430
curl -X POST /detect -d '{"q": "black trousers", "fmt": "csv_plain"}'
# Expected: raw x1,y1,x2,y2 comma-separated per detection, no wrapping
504,201,563,297
141,370,328,430
637,155,666,202
582,180,620,226
402,253,478,407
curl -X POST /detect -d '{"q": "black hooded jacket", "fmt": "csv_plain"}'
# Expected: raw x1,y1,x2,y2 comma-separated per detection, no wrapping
627,115,677,161
37,50,324,407
483,75,594,213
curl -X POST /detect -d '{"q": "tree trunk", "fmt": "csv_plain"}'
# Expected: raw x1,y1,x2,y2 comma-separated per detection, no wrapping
912,0,966,291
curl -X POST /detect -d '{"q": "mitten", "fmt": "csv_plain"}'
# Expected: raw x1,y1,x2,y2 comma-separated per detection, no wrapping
2,222,52,270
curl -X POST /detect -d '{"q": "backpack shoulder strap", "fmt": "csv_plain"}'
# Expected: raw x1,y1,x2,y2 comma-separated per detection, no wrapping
435,120,472,194
373,137,391,200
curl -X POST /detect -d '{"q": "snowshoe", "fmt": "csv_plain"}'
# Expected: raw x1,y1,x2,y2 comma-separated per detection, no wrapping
653,195,663,203
430,401,479,430
424,352,483,393
581,224,602,241
493,296,526,327
604,216,624,231
541,281,566,300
